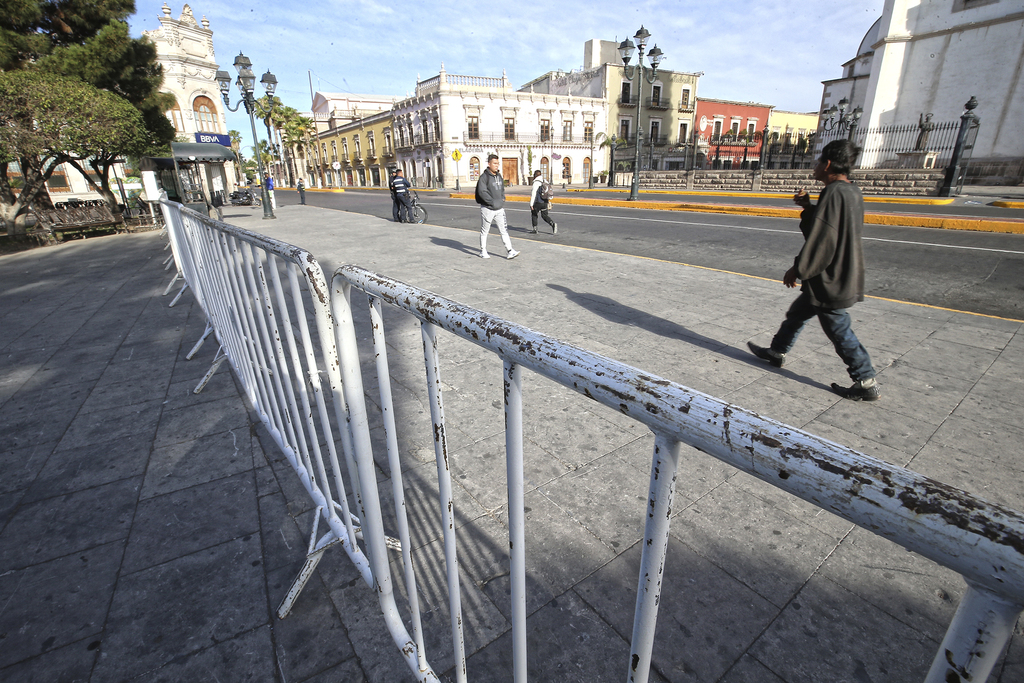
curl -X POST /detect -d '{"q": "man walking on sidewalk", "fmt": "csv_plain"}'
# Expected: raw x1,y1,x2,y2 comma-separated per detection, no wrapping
475,154,519,259
748,139,880,401
529,170,558,234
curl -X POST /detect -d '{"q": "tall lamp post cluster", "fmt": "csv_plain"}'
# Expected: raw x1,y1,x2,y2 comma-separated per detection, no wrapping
821,97,863,141
619,26,664,201
216,53,277,220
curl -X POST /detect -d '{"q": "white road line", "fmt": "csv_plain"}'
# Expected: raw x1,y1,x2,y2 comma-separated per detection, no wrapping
424,200,1024,256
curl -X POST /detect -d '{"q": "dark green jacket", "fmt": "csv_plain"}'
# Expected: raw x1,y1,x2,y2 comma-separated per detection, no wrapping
794,180,866,309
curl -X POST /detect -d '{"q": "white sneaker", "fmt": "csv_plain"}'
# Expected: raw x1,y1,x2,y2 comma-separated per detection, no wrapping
506,249,520,260
479,251,490,259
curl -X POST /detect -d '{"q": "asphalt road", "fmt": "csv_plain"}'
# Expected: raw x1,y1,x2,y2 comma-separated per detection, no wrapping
277,189,1024,320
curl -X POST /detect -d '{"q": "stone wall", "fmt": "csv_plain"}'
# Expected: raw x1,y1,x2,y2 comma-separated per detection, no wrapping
626,169,946,196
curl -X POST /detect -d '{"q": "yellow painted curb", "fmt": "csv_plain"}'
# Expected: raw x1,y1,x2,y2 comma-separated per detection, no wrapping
993,200,1024,209
564,187,955,205
446,193,1024,233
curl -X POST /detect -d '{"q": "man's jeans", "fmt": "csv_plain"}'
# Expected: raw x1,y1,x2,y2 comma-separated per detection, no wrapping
771,291,876,381
480,207,513,252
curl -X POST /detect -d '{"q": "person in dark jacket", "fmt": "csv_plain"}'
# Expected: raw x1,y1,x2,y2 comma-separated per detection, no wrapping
474,154,519,259
389,169,412,222
748,139,880,401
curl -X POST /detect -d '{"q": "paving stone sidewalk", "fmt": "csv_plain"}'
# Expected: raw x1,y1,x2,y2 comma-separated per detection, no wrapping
1,207,1022,682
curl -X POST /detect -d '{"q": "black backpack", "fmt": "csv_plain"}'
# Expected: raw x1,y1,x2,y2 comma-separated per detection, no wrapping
539,180,554,202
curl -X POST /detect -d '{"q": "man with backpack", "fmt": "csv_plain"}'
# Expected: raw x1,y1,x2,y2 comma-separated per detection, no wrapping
529,170,558,234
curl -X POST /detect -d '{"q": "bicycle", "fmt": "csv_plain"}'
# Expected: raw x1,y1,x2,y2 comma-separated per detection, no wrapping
409,190,427,224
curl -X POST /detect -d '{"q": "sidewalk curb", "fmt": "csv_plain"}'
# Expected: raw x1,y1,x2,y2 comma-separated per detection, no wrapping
447,193,1024,233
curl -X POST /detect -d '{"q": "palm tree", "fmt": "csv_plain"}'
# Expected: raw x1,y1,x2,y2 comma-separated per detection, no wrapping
228,130,243,183
597,132,626,187
254,95,286,182
282,113,313,188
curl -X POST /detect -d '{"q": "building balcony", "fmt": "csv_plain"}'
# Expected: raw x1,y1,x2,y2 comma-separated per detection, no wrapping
646,97,668,110
618,97,636,108
677,102,694,112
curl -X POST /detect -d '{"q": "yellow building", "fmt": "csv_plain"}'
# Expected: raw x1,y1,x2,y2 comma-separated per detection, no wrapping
766,110,819,144
315,110,395,188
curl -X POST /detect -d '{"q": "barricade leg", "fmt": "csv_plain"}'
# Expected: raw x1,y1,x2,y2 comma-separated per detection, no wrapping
368,296,428,671
185,322,214,360
194,345,228,394
421,322,468,683
162,269,179,294
925,582,1023,683
278,508,343,619
504,360,527,683
628,433,682,683
169,281,189,307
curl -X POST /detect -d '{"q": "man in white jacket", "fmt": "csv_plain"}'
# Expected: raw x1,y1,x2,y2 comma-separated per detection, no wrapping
529,170,558,234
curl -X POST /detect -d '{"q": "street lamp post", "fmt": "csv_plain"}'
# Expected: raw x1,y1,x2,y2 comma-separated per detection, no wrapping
619,26,664,201
216,53,277,219
821,97,863,141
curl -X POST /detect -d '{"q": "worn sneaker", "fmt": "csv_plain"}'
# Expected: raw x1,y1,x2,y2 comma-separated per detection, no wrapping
507,249,520,260
831,378,881,401
479,251,490,259
552,223,558,234
529,228,538,234
747,342,785,368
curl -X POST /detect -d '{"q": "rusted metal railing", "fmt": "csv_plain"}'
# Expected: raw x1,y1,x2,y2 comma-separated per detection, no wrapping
159,200,439,681
161,198,1024,683
331,265,1024,683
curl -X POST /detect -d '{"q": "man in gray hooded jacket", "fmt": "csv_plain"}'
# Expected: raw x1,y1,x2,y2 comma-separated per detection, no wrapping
748,139,880,401
475,154,519,259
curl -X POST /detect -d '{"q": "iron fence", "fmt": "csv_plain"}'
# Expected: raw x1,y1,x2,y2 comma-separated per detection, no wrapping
816,120,961,169
160,199,1024,683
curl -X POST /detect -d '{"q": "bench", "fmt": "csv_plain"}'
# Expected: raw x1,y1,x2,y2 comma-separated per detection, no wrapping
30,204,129,244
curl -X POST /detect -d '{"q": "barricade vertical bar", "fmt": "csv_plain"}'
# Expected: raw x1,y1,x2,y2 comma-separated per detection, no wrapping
286,263,360,548
368,295,429,671
630,433,681,683
503,360,527,683
264,255,327,499
421,321,468,683
925,583,1023,683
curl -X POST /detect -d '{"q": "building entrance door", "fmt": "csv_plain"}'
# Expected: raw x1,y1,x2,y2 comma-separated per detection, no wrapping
502,158,519,185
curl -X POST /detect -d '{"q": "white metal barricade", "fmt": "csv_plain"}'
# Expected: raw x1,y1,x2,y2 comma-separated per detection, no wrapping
330,264,1024,683
159,201,440,681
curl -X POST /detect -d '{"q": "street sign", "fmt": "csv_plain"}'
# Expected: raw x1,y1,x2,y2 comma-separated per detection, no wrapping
332,161,341,170
451,150,463,162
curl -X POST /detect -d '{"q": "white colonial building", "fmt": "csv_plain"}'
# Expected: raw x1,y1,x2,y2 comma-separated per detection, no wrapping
392,66,609,188
143,3,235,194
819,0,1024,181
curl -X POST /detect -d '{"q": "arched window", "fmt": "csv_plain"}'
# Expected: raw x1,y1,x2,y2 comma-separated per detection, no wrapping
168,102,185,132
562,157,572,180
193,96,217,131
583,157,591,182
469,156,481,181
540,157,549,181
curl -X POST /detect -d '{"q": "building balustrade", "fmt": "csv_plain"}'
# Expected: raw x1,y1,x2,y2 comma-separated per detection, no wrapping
618,96,636,108
646,97,668,110
463,131,598,145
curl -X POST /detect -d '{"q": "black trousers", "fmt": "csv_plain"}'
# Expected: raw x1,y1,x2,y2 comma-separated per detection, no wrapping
531,206,555,228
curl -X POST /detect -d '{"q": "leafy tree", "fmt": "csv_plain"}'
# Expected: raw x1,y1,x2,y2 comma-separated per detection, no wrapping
1,1,174,221
0,70,143,233
0,0,135,70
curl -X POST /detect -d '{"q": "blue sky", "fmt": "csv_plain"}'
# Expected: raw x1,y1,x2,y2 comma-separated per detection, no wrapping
129,0,884,148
